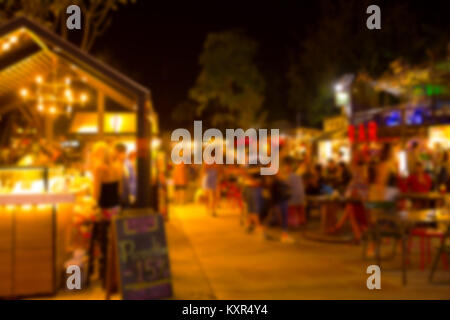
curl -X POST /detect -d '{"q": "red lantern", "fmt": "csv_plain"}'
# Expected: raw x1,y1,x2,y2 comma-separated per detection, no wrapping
348,125,355,143
358,124,366,142
368,121,377,141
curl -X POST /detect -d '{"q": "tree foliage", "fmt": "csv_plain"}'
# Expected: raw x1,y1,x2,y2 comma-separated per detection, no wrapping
0,0,135,52
189,31,266,130
287,0,450,127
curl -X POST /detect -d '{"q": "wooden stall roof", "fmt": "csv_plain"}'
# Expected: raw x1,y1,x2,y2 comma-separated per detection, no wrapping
0,17,154,114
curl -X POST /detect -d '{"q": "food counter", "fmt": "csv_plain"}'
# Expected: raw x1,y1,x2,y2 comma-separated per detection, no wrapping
0,166,92,298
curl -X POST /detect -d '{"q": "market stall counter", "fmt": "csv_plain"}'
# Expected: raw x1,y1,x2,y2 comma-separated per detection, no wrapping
0,166,92,298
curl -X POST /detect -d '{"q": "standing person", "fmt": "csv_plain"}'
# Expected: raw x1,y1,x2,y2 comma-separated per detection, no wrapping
285,156,306,226
202,163,219,216
91,142,122,286
336,162,352,194
92,142,123,218
271,160,294,243
114,143,136,208
173,161,188,205
243,167,265,236
369,143,398,202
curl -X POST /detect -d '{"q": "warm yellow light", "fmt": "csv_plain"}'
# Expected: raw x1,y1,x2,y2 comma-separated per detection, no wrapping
20,88,28,97
10,36,18,44
80,93,88,103
49,106,57,114
152,138,162,149
37,104,44,112
35,75,43,84
65,77,71,85
64,89,72,99
2,42,10,51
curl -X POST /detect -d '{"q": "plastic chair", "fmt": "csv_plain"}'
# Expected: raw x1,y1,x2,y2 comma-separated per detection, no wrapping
408,227,448,271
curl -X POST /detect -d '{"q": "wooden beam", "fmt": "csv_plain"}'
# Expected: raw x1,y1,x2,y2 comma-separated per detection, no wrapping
98,91,105,138
72,67,137,110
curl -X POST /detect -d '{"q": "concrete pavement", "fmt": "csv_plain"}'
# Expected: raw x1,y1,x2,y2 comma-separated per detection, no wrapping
167,203,450,300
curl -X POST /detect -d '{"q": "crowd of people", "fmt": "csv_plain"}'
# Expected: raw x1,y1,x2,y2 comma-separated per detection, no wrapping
168,141,450,244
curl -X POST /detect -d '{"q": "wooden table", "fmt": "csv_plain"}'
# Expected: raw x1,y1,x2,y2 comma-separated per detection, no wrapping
305,195,361,241
373,207,450,285
399,192,446,208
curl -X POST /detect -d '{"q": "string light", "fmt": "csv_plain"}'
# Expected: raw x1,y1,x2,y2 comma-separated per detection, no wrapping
20,88,28,97
2,42,11,51
80,93,89,103
20,74,89,117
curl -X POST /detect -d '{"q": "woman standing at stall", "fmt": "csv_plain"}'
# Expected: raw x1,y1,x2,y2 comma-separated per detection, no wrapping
89,142,123,286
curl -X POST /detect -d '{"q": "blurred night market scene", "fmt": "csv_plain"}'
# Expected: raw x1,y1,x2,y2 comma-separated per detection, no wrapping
0,0,450,301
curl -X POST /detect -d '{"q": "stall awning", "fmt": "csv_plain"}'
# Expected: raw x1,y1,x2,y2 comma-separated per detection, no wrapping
315,129,348,141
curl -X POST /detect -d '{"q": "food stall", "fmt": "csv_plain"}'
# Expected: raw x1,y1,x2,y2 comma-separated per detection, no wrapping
0,18,158,297
316,115,351,164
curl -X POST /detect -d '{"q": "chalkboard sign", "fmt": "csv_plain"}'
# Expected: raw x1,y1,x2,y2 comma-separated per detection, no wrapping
113,213,172,300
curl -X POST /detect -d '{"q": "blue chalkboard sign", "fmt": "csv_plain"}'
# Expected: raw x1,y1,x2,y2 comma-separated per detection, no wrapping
113,212,172,300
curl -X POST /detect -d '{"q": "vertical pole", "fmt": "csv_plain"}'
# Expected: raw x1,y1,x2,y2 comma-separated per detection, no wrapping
98,92,105,138
136,93,152,208
45,116,54,142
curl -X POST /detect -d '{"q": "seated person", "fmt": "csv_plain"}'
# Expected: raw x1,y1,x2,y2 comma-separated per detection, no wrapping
328,162,369,243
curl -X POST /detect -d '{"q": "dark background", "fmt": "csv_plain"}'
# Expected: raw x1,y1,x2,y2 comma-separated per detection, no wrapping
92,0,450,131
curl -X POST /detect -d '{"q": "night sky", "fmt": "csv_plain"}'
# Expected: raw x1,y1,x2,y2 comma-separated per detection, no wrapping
92,0,448,131
93,1,318,130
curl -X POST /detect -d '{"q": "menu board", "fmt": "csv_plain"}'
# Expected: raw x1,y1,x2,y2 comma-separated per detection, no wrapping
114,213,172,300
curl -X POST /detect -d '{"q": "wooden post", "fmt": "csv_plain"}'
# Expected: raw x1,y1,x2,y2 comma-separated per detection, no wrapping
97,92,105,138
136,94,152,208
45,116,54,142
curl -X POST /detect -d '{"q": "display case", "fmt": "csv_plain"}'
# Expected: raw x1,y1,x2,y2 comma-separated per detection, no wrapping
0,166,75,298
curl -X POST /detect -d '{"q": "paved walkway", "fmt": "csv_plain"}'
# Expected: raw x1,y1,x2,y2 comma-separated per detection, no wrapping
167,203,450,300
39,202,450,300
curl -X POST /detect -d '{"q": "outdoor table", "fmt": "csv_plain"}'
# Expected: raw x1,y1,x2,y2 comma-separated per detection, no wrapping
399,192,445,208
372,207,450,285
305,195,361,242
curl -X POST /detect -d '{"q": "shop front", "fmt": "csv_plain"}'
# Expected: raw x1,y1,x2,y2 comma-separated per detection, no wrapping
0,18,158,298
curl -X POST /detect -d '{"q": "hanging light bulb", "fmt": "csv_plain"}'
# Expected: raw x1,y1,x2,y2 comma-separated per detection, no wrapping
64,89,72,99
10,36,18,44
80,93,88,103
2,42,11,51
35,75,43,84
37,104,44,112
49,106,57,115
65,77,71,85
20,88,28,97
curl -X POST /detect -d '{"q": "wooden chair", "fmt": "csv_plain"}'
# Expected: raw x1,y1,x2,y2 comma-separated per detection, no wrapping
429,226,450,283
362,201,403,264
